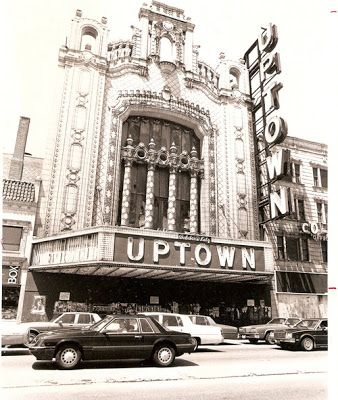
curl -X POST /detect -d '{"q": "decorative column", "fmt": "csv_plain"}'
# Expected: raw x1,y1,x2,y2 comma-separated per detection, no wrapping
189,146,202,234
144,138,157,229
167,142,178,231
120,136,134,226
189,171,198,233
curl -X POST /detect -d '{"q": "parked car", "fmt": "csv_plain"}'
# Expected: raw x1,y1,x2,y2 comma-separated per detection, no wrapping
141,312,223,349
273,318,328,351
1,312,101,348
29,314,195,369
187,315,238,340
238,317,302,344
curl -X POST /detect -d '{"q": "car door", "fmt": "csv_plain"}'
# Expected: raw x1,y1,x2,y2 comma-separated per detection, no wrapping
163,315,184,332
314,320,328,347
100,317,144,359
54,313,76,329
76,313,92,328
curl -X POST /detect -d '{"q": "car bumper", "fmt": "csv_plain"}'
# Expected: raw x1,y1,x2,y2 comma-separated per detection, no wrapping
29,346,55,360
176,343,196,355
239,333,262,340
275,338,297,344
222,332,239,340
1,334,27,347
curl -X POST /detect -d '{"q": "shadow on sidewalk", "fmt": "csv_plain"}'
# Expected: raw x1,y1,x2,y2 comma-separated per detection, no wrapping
32,358,198,370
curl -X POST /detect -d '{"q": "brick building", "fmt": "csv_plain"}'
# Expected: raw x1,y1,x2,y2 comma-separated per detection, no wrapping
268,137,328,318
2,117,42,320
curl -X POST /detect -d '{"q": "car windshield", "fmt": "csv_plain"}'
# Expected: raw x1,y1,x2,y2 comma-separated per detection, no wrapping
285,318,301,326
89,316,113,331
294,320,318,329
268,318,286,324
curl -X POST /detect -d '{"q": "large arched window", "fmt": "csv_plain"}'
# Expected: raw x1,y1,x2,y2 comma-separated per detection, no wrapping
118,117,203,233
160,36,174,62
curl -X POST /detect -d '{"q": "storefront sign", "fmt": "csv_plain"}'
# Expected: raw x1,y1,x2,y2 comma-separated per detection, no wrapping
301,222,328,241
150,296,159,304
114,234,266,271
2,265,21,285
59,292,71,301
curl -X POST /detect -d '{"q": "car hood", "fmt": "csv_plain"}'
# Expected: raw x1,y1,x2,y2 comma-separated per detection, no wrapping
216,324,238,331
37,327,94,339
240,323,288,330
275,327,318,334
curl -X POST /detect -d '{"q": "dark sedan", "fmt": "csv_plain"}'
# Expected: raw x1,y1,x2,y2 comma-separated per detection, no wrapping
273,318,328,351
29,315,196,369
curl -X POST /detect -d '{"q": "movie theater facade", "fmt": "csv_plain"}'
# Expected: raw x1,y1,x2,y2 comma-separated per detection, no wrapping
24,2,285,324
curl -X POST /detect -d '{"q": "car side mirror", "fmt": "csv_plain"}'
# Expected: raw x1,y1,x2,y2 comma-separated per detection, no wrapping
322,326,327,331
58,321,63,326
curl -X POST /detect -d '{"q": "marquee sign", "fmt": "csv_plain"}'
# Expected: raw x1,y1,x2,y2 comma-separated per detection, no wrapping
113,234,266,272
244,24,291,233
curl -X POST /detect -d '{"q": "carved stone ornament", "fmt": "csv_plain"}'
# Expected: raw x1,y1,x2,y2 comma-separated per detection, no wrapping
163,21,173,31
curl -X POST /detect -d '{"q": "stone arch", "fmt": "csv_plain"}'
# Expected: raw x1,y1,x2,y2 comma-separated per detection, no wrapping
229,67,241,89
80,25,98,52
94,96,218,236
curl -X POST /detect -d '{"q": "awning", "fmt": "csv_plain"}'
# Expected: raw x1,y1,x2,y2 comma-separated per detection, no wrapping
29,261,273,284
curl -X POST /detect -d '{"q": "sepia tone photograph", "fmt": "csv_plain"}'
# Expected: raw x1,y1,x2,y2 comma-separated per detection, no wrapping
1,0,336,399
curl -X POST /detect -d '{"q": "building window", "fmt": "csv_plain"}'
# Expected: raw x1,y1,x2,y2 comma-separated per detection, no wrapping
321,241,328,263
119,117,202,233
277,235,285,260
277,235,309,262
291,162,301,184
316,201,328,228
2,226,22,251
2,287,20,319
312,167,327,188
286,237,299,261
229,68,240,88
297,199,306,221
300,238,309,262
276,271,327,294
160,36,174,62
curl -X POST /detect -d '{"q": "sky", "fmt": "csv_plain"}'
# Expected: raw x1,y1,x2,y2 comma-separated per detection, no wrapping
1,0,337,157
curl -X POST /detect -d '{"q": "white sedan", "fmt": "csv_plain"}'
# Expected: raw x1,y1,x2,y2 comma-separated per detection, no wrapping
1,312,101,348
141,312,223,350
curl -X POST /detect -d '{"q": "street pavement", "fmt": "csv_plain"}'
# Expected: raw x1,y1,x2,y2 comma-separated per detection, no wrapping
1,341,327,392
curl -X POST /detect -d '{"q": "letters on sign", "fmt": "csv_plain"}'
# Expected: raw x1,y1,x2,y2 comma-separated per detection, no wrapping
126,237,256,270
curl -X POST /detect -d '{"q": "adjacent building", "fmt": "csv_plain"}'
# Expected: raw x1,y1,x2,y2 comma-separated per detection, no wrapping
2,117,42,321
269,137,327,318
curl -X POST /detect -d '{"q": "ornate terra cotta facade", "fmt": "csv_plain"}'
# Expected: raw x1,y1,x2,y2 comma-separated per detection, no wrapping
24,2,278,324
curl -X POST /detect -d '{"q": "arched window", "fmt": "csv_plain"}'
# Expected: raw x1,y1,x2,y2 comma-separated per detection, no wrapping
160,36,173,62
118,117,202,233
80,26,98,52
229,68,240,88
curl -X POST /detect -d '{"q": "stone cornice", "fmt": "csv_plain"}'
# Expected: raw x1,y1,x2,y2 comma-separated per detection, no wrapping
282,136,327,154
58,47,108,73
107,59,148,78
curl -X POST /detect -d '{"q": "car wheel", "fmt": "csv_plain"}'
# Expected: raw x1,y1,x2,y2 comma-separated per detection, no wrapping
152,344,175,367
265,331,275,345
24,331,38,347
248,339,259,344
300,337,314,351
56,344,82,369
